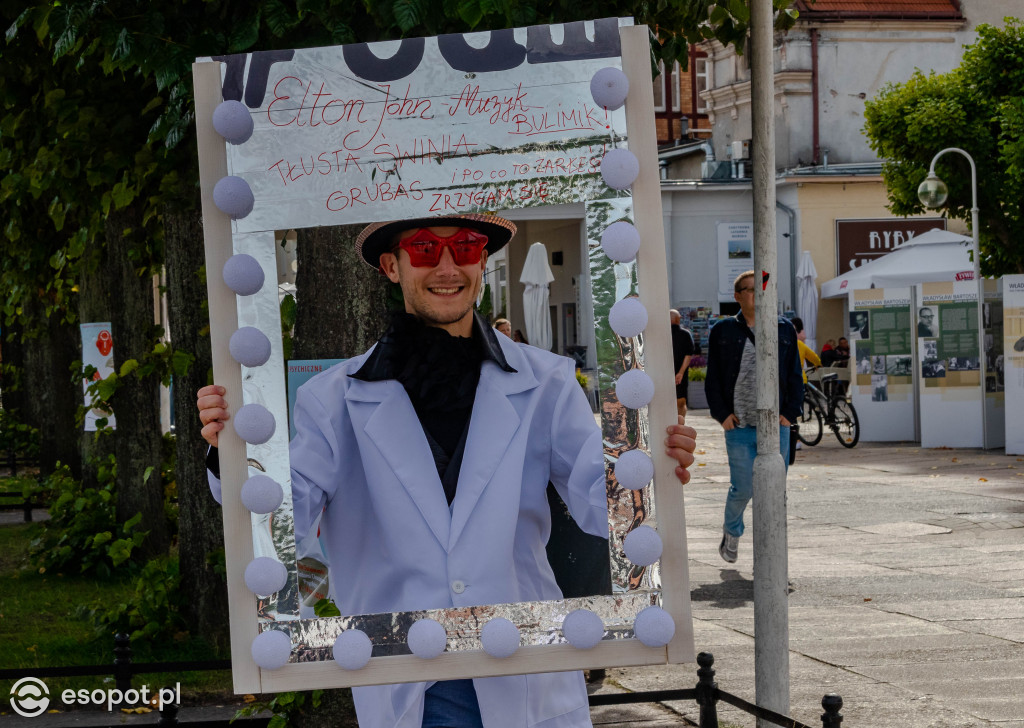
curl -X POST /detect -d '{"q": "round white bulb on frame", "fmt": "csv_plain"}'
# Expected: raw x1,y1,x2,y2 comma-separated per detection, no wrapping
608,297,648,338
407,619,448,659
244,556,288,597
251,629,292,670
562,609,605,650
590,67,629,110
623,525,663,566
240,474,284,514
481,618,520,658
333,630,373,670
222,253,265,296
634,606,675,647
615,449,654,491
213,175,255,220
615,369,655,409
600,148,639,190
229,327,272,368
212,100,255,145
234,403,276,445
600,221,641,262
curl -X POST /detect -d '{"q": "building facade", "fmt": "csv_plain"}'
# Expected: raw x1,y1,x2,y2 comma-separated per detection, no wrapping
660,0,1012,343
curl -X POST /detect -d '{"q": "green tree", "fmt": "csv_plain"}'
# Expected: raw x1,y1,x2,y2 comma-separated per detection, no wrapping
4,0,799,693
863,19,1024,275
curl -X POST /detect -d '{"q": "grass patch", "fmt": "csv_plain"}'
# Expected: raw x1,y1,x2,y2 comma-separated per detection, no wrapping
0,520,234,707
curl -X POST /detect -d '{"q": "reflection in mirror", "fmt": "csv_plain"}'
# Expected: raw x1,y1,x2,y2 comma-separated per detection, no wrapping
234,206,661,657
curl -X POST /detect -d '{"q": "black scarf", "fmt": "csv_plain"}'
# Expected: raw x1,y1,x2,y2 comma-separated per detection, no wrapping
350,311,515,503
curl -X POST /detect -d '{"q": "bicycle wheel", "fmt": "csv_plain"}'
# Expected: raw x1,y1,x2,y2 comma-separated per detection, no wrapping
832,398,860,448
797,398,823,446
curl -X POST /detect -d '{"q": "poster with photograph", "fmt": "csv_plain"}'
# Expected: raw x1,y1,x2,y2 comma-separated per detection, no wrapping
717,222,753,302
850,310,870,340
849,288,914,441
871,374,888,402
856,344,872,375
982,299,1004,392
918,283,980,389
887,356,912,376
917,280,992,448
286,359,346,439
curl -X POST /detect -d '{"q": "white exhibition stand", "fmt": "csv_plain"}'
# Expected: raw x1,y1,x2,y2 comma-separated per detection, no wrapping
915,280,1004,449
1003,275,1024,454
847,287,916,442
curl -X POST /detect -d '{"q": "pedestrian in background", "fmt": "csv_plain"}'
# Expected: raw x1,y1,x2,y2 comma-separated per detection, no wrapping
705,271,803,563
670,309,696,421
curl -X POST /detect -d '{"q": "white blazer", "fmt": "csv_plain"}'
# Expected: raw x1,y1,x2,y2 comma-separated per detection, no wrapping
290,334,607,728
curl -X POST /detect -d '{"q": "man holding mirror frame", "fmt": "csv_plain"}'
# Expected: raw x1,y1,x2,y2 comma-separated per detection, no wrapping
198,213,697,728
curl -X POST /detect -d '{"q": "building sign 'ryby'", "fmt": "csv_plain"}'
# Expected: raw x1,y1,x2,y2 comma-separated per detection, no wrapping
834,218,946,276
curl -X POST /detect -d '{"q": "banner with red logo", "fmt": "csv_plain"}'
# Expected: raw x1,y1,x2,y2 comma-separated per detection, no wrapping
80,322,117,431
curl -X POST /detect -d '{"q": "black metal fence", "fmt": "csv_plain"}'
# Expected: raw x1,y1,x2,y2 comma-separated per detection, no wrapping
0,449,43,521
0,492,44,522
1,636,845,727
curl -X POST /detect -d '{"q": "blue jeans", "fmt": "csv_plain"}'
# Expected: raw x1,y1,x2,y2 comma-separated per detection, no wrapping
723,425,790,538
422,679,483,728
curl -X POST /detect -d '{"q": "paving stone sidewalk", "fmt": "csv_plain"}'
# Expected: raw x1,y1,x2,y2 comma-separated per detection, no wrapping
590,410,1024,727
5,411,1022,727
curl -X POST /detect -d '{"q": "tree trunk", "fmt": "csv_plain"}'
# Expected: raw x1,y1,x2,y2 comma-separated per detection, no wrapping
290,224,389,722
19,296,82,478
78,230,116,492
164,199,228,653
1,320,28,426
105,204,169,558
292,225,392,359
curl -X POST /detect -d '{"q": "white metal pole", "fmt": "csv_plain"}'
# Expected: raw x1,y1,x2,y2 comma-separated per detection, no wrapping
750,0,791,723
926,148,987,448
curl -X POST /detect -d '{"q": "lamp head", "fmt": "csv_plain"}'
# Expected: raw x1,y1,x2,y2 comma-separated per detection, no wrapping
917,172,949,208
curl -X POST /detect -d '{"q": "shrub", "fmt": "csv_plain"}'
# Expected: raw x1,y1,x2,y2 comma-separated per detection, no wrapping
29,458,148,578
0,408,40,460
235,690,326,728
81,556,189,644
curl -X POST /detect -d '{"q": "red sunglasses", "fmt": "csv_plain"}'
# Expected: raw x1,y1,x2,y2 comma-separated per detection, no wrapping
392,228,489,268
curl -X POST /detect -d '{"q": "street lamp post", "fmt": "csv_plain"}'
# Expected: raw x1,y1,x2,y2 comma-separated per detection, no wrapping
917,147,988,448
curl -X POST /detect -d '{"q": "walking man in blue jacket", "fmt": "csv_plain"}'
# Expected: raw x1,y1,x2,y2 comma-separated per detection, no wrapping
705,270,803,563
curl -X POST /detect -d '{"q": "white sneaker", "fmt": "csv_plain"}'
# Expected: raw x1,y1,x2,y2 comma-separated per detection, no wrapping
719,531,739,563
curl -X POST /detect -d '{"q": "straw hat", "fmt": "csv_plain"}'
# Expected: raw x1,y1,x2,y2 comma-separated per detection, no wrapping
356,213,517,270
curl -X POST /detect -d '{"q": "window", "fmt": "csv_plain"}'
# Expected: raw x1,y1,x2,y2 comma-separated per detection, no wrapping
695,57,710,114
670,62,681,113
653,61,666,112
652,61,681,113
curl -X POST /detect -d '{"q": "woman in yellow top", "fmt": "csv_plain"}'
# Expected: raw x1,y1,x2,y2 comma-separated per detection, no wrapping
791,317,820,383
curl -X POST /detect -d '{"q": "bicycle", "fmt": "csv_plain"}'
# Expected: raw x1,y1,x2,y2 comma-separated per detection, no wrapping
796,368,860,448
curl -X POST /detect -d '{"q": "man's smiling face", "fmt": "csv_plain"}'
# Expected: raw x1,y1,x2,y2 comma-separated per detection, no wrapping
379,226,487,337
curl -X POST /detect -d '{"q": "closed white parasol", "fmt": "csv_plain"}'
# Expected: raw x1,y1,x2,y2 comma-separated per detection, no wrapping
519,242,555,351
